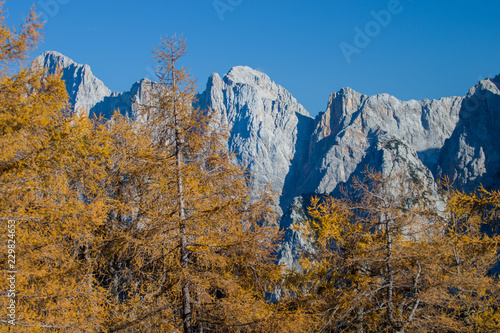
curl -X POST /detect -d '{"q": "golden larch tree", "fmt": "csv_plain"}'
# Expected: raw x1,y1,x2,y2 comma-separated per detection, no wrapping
0,4,114,331
291,169,500,333
97,36,283,333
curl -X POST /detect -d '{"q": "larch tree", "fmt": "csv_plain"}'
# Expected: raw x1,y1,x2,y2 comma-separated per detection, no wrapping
291,169,500,333
417,184,500,332
97,36,283,333
0,4,114,332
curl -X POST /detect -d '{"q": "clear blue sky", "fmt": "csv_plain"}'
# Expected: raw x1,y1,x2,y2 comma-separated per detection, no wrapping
6,0,500,115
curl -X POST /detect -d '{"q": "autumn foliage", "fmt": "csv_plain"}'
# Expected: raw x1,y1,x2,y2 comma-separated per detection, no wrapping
1,4,499,333
288,170,500,332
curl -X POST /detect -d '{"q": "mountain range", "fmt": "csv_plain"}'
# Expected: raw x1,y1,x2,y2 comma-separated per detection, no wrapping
35,51,500,267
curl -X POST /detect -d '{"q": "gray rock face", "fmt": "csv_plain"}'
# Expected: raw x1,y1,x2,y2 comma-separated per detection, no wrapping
277,133,442,268
197,66,316,214
36,52,500,268
298,88,462,197
35,51,111,116
274,88,463,267
90,79,155,121
34,51,153,120
277,195,313,269
437,75,500,190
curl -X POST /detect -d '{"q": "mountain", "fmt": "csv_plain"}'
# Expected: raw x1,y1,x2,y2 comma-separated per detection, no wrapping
34,51,500,267
35,51,111,116
437,75,500,190
197,66,315,215
35,51,153,120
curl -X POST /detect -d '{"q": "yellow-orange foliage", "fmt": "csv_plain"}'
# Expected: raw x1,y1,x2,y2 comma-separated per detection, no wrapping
0,4,114,332
292,169,500,333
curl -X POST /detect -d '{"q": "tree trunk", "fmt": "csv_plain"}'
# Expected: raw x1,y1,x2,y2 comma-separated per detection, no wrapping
178,142,192,333
355,305,364,333
386,219,395,326
171,61,192,333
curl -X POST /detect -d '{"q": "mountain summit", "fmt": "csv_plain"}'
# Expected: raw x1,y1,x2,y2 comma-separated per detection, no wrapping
35,51,111,115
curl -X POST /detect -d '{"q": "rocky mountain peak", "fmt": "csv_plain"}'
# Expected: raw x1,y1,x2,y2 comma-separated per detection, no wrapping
225,65,271,87
437,73,500,190
468,76,500,97
34,51,111,116
198,65,314,214
36,51,76,70
206,73,223,90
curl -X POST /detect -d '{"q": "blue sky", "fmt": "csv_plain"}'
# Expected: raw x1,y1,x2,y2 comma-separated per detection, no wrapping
6,0,500,115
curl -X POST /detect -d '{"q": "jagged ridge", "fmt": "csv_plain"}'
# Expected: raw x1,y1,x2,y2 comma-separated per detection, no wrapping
34,51,500,268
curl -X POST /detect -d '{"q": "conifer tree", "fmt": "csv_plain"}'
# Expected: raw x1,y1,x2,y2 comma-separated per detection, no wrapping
99,36,282,333
293,169,500,333
0,4,114,331
419,184,500,332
